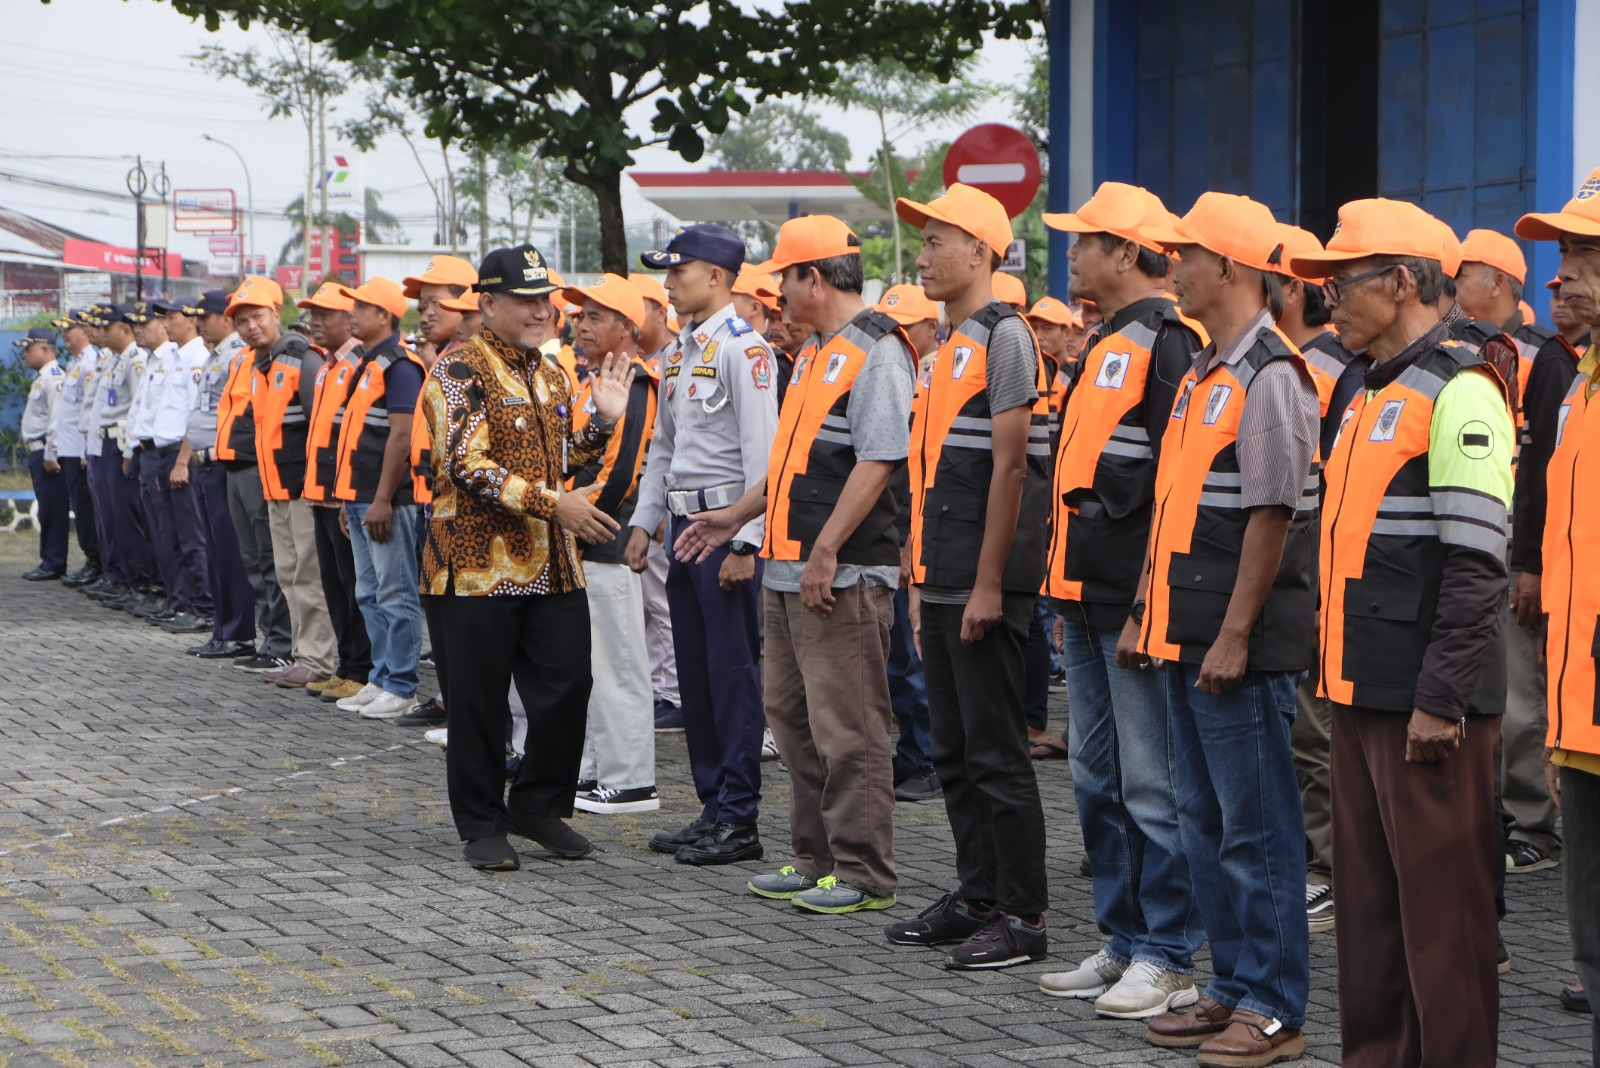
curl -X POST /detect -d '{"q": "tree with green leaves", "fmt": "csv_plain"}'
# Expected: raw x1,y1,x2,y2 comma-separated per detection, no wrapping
832,56,989,282
168,0,1039,274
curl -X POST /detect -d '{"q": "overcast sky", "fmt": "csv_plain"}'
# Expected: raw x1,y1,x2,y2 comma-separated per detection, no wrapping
2,0,1034,270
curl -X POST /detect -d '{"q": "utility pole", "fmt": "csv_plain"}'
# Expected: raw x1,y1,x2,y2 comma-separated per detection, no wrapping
476,146,489,261
155,163,172,295
318,94,330,279
127,156,148,300
302,92,314,297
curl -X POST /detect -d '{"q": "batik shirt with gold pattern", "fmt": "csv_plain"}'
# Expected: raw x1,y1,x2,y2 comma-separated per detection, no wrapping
420,330,611,596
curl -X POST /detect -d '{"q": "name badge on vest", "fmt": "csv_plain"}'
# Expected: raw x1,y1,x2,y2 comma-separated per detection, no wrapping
1172,379,1195,420
1368,399,1405,442
273,369,286,389
1095,352,1131,389
823,352,848,384
501,395,528,406
951,346,975,380
1202,384,1232,426
791,356,809,384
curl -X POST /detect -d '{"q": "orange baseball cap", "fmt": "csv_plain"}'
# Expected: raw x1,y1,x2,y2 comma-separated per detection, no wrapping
874,284,939,326
1519,299,1536,324
1431,218,1464,277
296,281,355,312
338,277,410,321
1289,198,1446,276
1141,192,1284,273
630,274,669,309
1272,224,1330,282
558,273,646,328
751,215,859,274
1459,228,1527,284
733,267,782,313
1024,296,1080,328
1517,168,1600,241
402,254,478,299
440,291,480,313
226,275,284,318
1042,182,1172,255
992,271,1027,309
896,183,1013,259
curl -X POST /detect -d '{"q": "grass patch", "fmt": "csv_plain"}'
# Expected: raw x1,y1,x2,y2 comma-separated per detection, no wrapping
443,984,485,1005
134,1023,194,1056
665,1004,692,1019
59,1018,111,1050
145,887,170,901
364,974,413,1000
181,934,223,959
146,989,199,1022
679,965,711,978
300,1039,342,1066
790,1011,826,1029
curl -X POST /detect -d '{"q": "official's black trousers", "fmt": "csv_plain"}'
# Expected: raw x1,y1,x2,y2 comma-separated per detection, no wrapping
922,593,1049,916
442,590,592,842
310,504,372,683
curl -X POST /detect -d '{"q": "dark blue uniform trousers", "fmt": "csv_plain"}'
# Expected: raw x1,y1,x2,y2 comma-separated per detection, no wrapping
25,450,69,573
155,450,214,619
187,461,253,641
666,516,764,826
63,455,98,567
93,437,154,588
138,447,186,611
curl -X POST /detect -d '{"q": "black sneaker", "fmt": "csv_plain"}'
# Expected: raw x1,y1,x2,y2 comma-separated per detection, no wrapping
234,654,291,673
506,813,594,858
146,609,179,625
650,818,715,855
22,566,65,582
1559,984,1591,1014
884,891,990,947
61,564,100,588
574,785,660,814
1506,840,1559,873
894,766,942,802
394,698,446,727
462,835,520,871
82,579,119,599
654,701,685,731
944,913,1048,970
161,612,210,634
1048,669,1067,693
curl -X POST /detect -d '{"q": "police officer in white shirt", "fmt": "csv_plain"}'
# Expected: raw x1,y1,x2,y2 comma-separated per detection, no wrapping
17,329,67,580
49,310,102,586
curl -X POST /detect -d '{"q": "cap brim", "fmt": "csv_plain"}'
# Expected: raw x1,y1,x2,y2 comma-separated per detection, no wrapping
894,197,936,232
499,284,562,298
1024,311,1073,327
749,257,784,275
878,309,928,326
1287,250,1375,278
224,299,271,318
639,251,677,269
1041,211,1095,234
1515,211,1600,242
1140,224,1191,251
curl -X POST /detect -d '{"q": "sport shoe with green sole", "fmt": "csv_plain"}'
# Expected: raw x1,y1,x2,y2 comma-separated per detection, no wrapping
792,876,897,914
748,865,817,900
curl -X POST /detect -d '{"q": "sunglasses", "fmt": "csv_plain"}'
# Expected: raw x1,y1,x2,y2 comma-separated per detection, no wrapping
1323,264,1399,305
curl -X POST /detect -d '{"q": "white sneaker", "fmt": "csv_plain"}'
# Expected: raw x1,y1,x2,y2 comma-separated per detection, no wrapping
359,691,417,719
1039,948,1125,999
1093,959,1200,1019
336,682,384,711
761,728,780,762
424,728,448,748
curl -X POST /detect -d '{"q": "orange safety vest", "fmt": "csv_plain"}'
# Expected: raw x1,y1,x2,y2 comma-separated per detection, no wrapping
907,301,1051,592
568,356,659,562
1542,371,1600,756
214,348,257,465
1047,299,1199,604
409,340,463,506
556,343,581,395
1140,326,1317,670
250,334,316,500
335,339,424,506
764,310,913,565
304,355,360,503
1318,343,1508,711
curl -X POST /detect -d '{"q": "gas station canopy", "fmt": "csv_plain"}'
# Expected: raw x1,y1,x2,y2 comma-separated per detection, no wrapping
629,170,895,224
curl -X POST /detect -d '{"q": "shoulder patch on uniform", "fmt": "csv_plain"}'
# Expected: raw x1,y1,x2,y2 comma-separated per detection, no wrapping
701,341,719,364
1458,420,1494,459
729,315,753,336
1369,399,1405,442
752,353,772,389
822,352,848,384
745,345,765,360
1202,384,1232,425
1172,379,1195,419
1095,352,1130,389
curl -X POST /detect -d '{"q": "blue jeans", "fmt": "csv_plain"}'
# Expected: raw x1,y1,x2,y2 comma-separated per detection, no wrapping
344,501,423,698
1166,663,1309,1028
888,587,932,774
1063,616,1201,971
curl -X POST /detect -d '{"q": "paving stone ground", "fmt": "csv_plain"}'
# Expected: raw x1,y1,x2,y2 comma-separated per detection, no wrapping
0,530,1589,1067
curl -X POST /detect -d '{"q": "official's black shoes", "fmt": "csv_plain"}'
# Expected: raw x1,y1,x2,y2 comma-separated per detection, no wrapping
675,823,763,865
885,891,991,947
507,814,594,858
649,818,715,855
463,835,519,871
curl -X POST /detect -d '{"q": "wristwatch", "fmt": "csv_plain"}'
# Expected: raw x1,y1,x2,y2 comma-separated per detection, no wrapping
728,540,758,557
1129,599,1147,625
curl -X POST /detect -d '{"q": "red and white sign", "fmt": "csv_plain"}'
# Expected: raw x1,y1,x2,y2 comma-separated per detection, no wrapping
943,124,1042,218
173,188,237,233
274,264,304,293
209,235,240,256
62,239,183,277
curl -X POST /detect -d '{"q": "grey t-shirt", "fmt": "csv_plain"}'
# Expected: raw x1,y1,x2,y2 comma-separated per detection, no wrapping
764,329,915,594
922,314,1041,604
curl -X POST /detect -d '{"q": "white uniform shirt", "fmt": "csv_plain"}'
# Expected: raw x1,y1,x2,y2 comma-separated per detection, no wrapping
21,361,65,463
152,338,204,446
52,346,96,460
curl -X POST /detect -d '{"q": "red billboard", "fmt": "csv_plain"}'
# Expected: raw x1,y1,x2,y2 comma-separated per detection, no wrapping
62,239,183,277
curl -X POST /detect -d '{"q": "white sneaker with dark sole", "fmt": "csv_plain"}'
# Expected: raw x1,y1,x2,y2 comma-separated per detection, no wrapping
1093,960,1200,1019
1040,948,1125,998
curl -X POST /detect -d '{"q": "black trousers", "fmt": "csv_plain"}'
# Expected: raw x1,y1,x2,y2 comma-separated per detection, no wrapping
63,455,98,566
922,593,1049,916
310,504,372,682
26,450,70,573
423,593,448,700
442,591,592,842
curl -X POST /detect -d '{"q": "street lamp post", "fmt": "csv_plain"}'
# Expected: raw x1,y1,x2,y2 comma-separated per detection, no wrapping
203,133,256,277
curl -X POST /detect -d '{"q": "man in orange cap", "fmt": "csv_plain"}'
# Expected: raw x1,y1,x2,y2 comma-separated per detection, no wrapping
1034,182,1208,1019
404,254,477,365
440,290,482,345
1295,197,1514,1068
874,283,941,373
678,214,916,914
229,277,338,690
294,282,371,705
732,266,780,337
992,270,1027,311
328,277,427,721
1516,166,1600,1035
558,275,661,817
882,183,1053,968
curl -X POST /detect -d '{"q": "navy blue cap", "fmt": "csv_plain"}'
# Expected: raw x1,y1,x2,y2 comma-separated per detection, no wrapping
196,289,231,316
640,223,745,276
150,297,202,316
102,302,141,325
474,244,561,296
13,327,57,349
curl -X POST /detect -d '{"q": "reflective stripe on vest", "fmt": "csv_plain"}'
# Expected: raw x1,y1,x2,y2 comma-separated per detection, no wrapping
214,350,257,465
1140,328,1316,671
1542,374,1600,755
335,344,423,505
251,340,313,499
1318,344,1507,711
304,359,358,503
764,310,912,566
908,302,1051,592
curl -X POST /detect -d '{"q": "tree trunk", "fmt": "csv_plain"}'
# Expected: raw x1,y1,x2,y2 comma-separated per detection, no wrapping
570,166,628,276
476,146,490,260
318,94,330,279
302,115,314,297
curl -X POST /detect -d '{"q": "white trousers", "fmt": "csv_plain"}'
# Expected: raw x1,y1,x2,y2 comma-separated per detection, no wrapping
579,561,656,789
642,534,679,706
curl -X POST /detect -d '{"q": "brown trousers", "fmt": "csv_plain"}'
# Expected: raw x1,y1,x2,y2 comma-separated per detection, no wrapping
763,583,897,898
1332,705,1500,1068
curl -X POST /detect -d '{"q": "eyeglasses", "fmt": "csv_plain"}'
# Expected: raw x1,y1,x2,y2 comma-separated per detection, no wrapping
1323,264,1399,305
